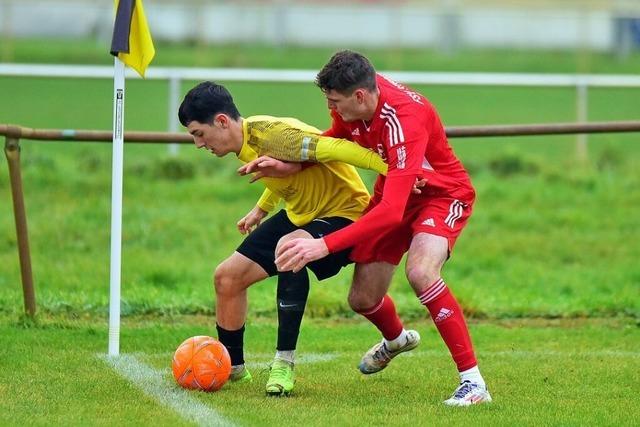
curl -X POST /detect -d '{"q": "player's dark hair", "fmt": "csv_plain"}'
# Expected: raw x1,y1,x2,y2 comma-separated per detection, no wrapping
315,50,377,95
178,81,241,126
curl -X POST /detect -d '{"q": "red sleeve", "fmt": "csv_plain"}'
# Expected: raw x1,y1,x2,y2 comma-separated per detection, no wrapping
323,174,415,253
321,110,351,139
323,105,429,252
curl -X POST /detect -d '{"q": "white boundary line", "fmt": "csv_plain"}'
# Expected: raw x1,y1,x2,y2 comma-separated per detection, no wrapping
99,354,235,427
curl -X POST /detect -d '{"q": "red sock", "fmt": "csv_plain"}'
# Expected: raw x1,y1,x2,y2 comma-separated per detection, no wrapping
356,295,404,340
418,278,477,372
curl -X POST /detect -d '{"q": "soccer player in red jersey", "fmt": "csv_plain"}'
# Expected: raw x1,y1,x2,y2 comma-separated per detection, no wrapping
275,50,492,406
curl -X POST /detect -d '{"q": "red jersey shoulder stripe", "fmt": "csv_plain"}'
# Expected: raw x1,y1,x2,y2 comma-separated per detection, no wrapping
380,102,405,147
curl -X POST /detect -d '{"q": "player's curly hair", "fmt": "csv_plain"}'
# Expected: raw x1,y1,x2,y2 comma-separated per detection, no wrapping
315,50,377,95
178,81,241,126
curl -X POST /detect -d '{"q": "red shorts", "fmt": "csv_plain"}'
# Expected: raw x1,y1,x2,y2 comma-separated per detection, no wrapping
349,196,474,265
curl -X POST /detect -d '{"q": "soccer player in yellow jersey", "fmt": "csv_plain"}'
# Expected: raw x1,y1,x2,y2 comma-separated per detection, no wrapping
178,81,387,396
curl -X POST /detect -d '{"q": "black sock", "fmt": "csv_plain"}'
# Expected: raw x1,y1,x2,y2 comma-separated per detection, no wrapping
276,269,310,351
216,324,245,366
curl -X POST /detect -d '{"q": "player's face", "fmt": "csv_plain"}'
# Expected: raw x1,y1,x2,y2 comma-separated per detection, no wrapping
323,89,367,122
187,117,234,157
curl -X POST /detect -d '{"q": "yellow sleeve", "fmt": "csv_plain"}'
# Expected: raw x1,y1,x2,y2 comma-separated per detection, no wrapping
314,136,388,175
246,119,387,175
256,188,280,212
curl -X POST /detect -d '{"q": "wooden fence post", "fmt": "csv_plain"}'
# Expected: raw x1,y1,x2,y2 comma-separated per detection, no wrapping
4,128,36,317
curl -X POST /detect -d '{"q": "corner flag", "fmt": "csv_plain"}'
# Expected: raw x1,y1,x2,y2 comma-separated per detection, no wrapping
108,0,154,356
110,0,155,78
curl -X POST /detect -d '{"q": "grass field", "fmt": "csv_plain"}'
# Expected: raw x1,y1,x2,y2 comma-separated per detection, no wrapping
1,315,638,426
1,39,639,425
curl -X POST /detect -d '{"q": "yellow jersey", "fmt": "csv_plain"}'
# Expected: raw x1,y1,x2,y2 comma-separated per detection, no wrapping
238,115,374,226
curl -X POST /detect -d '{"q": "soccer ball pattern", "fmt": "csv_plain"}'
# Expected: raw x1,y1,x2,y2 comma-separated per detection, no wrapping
172,335,231,391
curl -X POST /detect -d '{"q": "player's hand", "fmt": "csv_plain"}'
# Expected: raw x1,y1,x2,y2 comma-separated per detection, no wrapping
237,206,268,235
412,178,428,194
275,238,329,273
237,156,302,183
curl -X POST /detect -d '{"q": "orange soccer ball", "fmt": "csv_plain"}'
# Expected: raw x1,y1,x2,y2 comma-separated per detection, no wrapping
172,336,232,392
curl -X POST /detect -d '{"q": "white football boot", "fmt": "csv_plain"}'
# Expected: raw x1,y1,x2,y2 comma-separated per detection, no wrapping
443,380,492,406
358,330,421,374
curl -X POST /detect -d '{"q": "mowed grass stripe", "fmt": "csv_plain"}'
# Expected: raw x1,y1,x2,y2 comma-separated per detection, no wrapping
144,351,341,364
99,354,236,427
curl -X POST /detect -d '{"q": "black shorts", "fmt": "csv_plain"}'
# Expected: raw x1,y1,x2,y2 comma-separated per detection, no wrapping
236,209,353,281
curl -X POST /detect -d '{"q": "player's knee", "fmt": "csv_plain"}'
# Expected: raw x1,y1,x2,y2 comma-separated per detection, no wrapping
347,292,364,312
347,288,374,312
405,263,441,290
214,263,237,297
276,229,311,253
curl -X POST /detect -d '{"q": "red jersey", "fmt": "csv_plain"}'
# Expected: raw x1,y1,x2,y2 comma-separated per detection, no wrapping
322,74,475,253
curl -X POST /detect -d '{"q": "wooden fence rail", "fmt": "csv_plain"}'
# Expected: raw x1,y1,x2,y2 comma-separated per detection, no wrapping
3,121,640,143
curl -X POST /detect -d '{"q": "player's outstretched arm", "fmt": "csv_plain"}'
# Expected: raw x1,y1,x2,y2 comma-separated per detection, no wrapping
314,135,388,175
240,155,427,193
250,123,387,175
238,156,302,181
275,174,416,272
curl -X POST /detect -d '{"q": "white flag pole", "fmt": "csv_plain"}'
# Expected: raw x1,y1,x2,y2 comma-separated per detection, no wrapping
108,56,126,356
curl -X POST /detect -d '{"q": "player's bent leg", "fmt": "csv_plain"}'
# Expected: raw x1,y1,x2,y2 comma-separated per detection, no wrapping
214,251,269,329
275,228,314,252
404,233,448,293
349,262,395,312
269,218,355,393
276,270,309,353
407,233,489,404
270,230,314,395
214,252,269,382
267,269,309,395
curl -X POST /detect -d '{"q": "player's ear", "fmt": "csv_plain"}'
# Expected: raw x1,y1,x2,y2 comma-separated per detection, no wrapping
354,89,366,104
214,113,229,128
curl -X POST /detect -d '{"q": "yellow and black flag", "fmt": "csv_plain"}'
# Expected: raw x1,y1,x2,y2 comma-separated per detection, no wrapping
110,0,155,77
